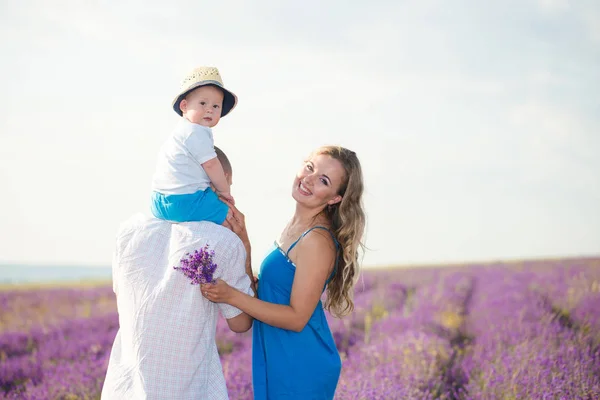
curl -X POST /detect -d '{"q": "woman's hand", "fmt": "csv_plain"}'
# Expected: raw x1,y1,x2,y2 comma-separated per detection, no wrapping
201,279,235,303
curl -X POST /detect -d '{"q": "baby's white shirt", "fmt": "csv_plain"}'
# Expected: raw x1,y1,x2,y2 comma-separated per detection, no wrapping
151,118,216,195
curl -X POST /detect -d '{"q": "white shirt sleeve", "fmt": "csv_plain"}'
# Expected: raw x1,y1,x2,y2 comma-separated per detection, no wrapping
111,214,144,296
112,243,119,295
184,125,217,165
112,225,127,296
214,241,254,320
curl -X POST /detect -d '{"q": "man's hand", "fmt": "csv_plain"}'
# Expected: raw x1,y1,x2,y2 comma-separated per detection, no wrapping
220,198,249,250
219,199,256,295
218,191,235,205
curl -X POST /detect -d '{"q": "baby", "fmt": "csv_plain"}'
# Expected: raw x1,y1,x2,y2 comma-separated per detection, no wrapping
150,66,236,224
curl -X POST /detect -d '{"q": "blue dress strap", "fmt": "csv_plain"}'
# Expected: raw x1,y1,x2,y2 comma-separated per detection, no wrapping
285,225,339,256
286,226,340,284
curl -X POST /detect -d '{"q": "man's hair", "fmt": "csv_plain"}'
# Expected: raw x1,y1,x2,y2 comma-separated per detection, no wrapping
214,146,232,175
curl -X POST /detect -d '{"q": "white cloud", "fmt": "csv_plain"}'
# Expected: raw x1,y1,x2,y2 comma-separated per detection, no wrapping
1,0,599,268
536,0,571,13
581,8,600,43
508,100,599,191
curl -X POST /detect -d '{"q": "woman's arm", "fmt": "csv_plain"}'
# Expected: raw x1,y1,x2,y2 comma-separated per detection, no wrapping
225,312,253,333
202,231,336,332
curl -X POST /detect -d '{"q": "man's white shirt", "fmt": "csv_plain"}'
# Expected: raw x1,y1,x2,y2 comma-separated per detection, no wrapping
101,213,253,400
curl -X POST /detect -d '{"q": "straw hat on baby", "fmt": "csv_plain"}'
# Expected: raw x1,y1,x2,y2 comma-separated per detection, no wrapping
172,66,238,117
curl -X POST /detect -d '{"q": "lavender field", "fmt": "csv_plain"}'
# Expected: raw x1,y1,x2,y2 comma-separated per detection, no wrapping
1,258,599,399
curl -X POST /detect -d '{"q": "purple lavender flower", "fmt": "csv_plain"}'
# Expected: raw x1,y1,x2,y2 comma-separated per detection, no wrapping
173,245,218,285
1,257,599,399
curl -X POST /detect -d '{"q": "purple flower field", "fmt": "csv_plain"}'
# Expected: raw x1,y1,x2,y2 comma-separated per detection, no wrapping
1,257,599,399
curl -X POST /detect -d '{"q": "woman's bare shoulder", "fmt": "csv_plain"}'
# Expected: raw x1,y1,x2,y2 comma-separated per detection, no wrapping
296,227,337,254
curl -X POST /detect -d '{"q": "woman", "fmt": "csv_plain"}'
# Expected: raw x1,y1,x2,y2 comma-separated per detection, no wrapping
202,145,366,399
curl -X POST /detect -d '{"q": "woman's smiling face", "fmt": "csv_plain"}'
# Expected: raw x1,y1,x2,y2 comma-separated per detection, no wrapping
292,153,345,208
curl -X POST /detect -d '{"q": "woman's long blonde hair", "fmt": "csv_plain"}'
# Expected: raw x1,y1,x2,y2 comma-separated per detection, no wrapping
315,146,366,317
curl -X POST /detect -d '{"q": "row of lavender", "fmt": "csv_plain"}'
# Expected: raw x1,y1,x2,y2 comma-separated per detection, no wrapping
1,258,599,399
331,259,600,399
462,262,600,399
0,287,117,399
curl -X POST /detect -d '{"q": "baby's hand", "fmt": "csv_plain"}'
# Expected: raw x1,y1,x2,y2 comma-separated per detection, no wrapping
219,192,235,205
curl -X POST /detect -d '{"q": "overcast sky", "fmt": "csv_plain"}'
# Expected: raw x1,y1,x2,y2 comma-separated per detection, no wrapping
1,0,599,269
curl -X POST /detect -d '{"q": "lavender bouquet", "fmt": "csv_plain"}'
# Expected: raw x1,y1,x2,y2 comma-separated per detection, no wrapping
173,244,217,285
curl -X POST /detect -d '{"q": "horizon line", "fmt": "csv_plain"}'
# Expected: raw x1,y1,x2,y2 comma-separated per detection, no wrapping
2,253,599,270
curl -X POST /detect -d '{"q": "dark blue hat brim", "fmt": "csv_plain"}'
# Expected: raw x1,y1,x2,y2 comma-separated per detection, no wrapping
172,82,237,117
